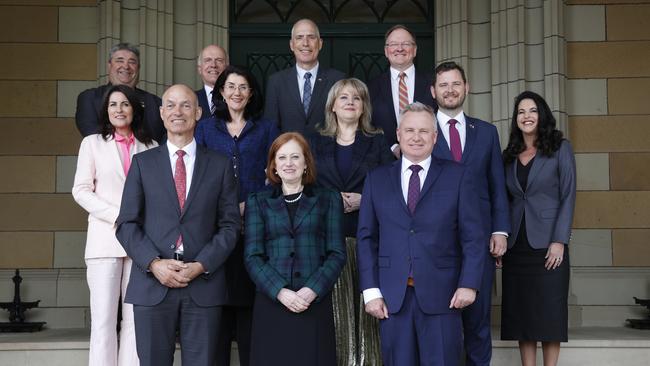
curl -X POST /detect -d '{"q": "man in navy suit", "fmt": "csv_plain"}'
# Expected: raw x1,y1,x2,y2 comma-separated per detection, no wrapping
431,61,511,366
264,18,345,134
116,84,240,366
195,44,228,117
75,43,166,143
357,102,485,365
368,25,436,157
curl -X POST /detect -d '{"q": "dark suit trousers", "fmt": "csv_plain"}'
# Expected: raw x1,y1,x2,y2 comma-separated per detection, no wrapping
379,287,462,366
133,287,222,366
461,254,495,366
215,305,252,366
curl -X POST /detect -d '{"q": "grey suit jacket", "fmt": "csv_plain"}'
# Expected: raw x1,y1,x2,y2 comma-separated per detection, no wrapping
264,65,345,134
505,140,576,249
116,143,240,306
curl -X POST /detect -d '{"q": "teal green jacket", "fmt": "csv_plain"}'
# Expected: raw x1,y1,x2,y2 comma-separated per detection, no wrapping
244,185,346,302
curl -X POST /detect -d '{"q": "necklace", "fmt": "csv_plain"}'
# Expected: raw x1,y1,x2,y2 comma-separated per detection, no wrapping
228,120,247,139
284,191,303,203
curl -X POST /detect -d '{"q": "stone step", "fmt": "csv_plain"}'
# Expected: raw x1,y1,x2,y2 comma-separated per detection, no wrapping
1,327,649,365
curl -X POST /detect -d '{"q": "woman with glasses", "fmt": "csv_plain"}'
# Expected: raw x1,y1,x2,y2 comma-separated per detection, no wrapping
195,65,279,366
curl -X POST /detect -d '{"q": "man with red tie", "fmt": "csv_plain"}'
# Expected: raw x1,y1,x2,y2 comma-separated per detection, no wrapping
431,61,511,366
116,84,240,366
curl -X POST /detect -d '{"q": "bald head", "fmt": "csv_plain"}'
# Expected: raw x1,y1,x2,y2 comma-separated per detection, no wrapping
289,19,323,69
197,45,228,87
160,84,202,143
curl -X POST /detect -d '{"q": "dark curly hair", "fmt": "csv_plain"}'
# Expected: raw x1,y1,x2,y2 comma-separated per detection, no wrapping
502,90,563,164
212,65,263,122
99,84,153,145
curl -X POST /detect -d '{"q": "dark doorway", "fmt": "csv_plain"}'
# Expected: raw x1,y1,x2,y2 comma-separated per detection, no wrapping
229,0,435,90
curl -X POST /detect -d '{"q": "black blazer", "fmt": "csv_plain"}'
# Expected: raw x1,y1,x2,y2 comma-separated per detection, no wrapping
75,83,166,143
116,143,241,307
195,87,211,119
368,69,436,146
264,66,345,134
309,131,394,237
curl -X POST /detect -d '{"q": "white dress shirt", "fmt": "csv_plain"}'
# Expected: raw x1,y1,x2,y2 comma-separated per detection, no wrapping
203,84,215,112
362,155,432,304
436,110,467,151
296,63,319,100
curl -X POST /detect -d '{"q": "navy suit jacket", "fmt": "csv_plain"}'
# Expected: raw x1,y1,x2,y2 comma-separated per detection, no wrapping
433,115,510,237
116,143,241,307
264,66,345,134
505,140,576,249
195,87,211,119
75,83,166,143
357,157,486,315
368,70,436,146
309,131,394,237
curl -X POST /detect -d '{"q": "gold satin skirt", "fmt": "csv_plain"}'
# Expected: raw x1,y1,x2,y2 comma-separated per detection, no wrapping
332,237,382,366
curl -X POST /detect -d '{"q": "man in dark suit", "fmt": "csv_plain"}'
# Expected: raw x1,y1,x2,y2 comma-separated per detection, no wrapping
116,84,240,366
195,44,228,117
431,61,511,366
368,25,436,157
75,43,165,143
357,102,486,365
264,18,345,134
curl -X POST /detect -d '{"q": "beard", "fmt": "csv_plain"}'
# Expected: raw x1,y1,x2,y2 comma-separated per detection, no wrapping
437,92,466,110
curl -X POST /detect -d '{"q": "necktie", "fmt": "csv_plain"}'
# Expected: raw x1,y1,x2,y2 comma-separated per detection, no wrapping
398,72,409,112
174,150,186,250
209,90,215,115
407,164,422,214
114,133,134,176
303,72,312,115
448,119,462,162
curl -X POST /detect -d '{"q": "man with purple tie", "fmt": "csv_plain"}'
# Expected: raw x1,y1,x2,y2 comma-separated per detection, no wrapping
357,102,485,365
431,61,511,366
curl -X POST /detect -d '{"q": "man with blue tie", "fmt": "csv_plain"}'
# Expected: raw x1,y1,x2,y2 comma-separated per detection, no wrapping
357,102,486,365
264,18,344,134
195,44,228,118
431,61,511,366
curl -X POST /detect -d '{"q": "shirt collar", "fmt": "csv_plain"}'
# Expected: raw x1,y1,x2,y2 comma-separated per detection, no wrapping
401,154,432,175
436,110,466,127
203,84,214,97
296,63,319,80
167,138,197,159
390,64,415,81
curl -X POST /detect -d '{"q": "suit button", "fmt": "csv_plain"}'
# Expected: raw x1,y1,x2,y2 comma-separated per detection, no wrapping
289,252,295,257
410,229,415,234
294,272,301,278
170,244,175,249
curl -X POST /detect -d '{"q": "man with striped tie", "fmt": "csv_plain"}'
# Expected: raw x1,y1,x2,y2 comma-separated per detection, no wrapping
196,44,229,118
368,25,436,158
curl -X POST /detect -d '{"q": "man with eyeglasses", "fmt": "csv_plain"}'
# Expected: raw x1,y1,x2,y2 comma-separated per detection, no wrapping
196,44,229,118
368,25,436,158
264,18,345,134
75,42,166,143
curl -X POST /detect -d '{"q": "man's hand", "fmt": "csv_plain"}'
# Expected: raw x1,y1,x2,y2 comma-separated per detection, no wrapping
177,261,207,282
341,192,362,213
391,145,401,159
149,259,189,288
449,287,477,309
365,298,389,320
490,234,507,257
277,288,311,313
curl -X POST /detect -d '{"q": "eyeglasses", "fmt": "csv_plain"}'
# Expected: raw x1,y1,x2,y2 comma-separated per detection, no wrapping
223,83,251,93
385,42,415,49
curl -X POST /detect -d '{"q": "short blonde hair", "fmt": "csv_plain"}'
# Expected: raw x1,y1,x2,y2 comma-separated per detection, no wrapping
319,78,382,137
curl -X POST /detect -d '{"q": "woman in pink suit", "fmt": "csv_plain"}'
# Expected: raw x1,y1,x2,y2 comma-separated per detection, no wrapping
72,84,156,366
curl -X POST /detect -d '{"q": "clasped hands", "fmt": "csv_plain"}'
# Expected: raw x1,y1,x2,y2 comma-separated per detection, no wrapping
149,258,205,288
277,287,317,313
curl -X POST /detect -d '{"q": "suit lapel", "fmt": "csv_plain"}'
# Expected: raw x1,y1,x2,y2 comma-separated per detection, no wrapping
182,145,208,217
433,122,453,161
418,158,442,205
390,160,411,216
526,154,547,190
322,137,345,188
345,132,372,187
288,67,303,115
157,145,182,215
461,116,477,163
307,69,327,118
292,188,319,230
265,188,293,233
382,72,398,127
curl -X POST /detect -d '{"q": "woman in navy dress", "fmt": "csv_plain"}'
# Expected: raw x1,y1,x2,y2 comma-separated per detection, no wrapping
309,78,394,365
195,65,278,366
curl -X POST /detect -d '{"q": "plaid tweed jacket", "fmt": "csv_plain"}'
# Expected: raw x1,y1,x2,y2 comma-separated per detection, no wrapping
244,185,346,302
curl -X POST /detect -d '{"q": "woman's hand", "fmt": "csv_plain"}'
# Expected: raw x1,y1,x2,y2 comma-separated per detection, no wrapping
277,288,310,313
341,192,362,213
296,287,317,304
544,242,565,270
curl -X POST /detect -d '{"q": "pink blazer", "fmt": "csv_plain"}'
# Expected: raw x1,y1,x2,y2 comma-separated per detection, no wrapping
72,134,157,259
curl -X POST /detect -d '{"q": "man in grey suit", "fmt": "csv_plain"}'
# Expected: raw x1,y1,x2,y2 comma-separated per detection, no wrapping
116,84,240,366
264,18,345,134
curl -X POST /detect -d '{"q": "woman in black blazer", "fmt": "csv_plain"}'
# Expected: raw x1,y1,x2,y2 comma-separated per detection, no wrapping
309,78,394,366
500,91,576,366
